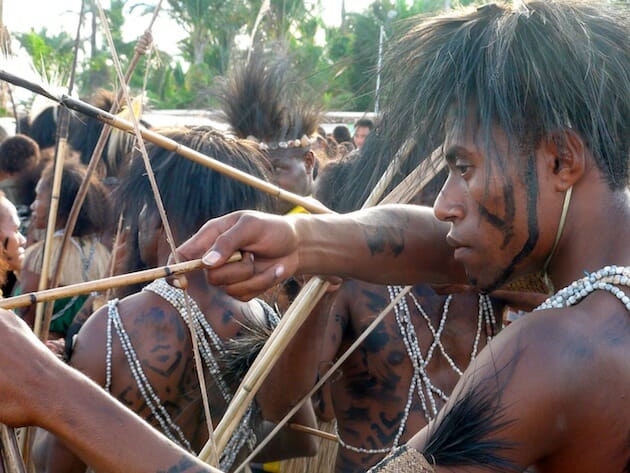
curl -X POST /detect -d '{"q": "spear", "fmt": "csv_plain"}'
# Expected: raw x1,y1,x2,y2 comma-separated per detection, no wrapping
22,0,86,466
0,254,242,310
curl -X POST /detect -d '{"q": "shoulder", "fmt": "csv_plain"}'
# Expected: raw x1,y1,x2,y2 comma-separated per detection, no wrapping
514,297,629,381
460,304,609,425
341,279,390,311
71,291,182,369
69,302,111,385
423,297,630,468
413,310,573,467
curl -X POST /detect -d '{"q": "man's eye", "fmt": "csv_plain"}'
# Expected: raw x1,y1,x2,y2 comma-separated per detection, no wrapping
454,161,472,176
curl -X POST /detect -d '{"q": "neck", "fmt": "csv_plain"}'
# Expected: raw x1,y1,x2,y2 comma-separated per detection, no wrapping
547,186,630,290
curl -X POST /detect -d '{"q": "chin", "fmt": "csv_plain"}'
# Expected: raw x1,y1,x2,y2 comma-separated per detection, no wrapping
465,268,505,293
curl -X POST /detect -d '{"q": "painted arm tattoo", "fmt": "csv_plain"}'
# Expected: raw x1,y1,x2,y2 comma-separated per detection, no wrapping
362,219,407,257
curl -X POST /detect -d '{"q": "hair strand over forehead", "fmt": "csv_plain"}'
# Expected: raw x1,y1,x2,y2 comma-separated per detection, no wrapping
380,1,629,189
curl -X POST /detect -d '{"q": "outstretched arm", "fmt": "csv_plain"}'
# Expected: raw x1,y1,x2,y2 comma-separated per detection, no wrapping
175,205,464,301
0,309,221,473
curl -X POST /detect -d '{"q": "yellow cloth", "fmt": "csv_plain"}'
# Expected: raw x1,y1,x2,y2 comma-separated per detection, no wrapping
285,205,310,215
262,462,280,472
284,195,313,215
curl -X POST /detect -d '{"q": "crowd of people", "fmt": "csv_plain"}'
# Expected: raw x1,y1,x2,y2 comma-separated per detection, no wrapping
0,1,627,473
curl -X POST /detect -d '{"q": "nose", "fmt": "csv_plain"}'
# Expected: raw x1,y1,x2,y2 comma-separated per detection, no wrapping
18,232,26,247
433,175,464,223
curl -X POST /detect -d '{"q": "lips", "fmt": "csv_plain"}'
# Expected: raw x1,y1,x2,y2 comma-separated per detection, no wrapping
446,234,466,249
446,234,471,262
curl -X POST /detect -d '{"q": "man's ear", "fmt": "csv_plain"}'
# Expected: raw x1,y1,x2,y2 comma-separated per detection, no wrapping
303,150,315,173
539,129,586,191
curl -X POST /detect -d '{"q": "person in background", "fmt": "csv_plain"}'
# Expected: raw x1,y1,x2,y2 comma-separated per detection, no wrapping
35,127,318,473
0,134,43,233
332,125,353,147
0,191,27,297
18,161,111,340
217,52,321,216
352,118,374,150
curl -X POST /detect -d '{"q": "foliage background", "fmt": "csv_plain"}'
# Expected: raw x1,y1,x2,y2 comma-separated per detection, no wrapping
6,0,479,114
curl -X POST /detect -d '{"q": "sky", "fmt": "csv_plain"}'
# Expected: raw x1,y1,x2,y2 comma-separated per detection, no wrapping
4,0,372,56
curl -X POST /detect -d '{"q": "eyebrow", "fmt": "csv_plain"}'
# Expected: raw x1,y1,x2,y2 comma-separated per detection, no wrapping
443,145,470,164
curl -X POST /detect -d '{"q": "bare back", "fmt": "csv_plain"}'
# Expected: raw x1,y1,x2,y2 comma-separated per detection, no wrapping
328,281,501,472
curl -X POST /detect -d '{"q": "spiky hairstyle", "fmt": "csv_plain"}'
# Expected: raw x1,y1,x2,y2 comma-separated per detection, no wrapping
216,52,321,144
378,1,629,189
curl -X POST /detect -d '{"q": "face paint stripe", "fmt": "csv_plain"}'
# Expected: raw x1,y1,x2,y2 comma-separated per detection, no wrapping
483,155,539,292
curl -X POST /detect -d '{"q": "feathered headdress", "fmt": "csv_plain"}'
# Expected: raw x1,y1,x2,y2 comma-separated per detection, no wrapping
216,51,321,151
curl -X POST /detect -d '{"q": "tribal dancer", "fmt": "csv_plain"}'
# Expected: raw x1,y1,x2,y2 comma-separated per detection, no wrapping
217,51,327,473
216,52,321,217
175,2,630,472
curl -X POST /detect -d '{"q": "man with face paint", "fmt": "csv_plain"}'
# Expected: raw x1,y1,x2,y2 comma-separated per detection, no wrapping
173,2,630,473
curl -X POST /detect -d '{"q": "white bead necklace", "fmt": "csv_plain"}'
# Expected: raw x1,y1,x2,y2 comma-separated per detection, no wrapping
536,265,630,312
145,279,231,400
106,298,193,451
337,287,496,455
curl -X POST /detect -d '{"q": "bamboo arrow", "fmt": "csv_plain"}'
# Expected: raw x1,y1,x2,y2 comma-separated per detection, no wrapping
0,254,241,310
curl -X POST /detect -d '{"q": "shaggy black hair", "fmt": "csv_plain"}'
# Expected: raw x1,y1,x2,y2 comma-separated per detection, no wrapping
314,152,363,212
377,1,629,189
314,133,440,212
68,89,114,170
39,161,111,237
114,126,274,271
0,134,40,175
28,106,58,150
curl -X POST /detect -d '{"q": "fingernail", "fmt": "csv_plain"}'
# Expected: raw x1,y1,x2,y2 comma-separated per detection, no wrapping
203,250,220,266
274,265,285,278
